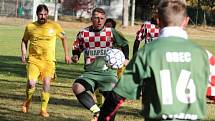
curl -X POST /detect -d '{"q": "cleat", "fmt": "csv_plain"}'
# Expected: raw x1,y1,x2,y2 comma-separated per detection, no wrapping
22,100,30,113
40,110,49,117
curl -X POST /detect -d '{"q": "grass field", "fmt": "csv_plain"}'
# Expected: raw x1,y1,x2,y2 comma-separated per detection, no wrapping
0,19,215,121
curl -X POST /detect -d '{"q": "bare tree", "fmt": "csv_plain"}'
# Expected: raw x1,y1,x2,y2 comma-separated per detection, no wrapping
123,0,130,27
131,0,135,26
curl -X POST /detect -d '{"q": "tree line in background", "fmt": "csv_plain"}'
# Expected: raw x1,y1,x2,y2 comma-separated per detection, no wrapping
1,0,215,26
128,0,215,26
69,0,215,26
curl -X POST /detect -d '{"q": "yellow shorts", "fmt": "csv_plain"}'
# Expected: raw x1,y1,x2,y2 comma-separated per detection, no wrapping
27,60,55,82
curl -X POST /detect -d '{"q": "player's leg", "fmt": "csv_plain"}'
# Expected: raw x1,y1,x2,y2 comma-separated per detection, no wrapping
40,77,51,117
39,61,55,117
22,63,39,113
98,91,125,121
95,72,119,121
72,79,100,117
95,66,124,109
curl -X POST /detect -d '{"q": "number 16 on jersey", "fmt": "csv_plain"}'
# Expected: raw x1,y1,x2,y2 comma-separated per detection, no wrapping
160,69,196,105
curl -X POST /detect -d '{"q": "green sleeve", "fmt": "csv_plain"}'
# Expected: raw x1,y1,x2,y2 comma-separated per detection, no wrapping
114,48,149,99
112,28,128,47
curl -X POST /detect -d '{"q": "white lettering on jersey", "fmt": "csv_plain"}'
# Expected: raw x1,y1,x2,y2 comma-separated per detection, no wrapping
166,52,191,62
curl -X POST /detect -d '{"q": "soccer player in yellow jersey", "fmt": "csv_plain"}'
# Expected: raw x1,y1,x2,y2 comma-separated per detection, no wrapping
21,4,71,117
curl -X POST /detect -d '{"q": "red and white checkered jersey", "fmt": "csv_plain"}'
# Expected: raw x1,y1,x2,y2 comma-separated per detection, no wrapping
206,50,215,96
136,21,159,44
73,26,113,64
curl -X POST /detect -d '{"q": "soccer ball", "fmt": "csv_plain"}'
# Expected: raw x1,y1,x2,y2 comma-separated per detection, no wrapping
104,49,125,69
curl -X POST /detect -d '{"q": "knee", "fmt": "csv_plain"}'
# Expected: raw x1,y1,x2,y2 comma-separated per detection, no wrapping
72,83,85,95
28,80,36,88
43,79,51,86
43,79,51,92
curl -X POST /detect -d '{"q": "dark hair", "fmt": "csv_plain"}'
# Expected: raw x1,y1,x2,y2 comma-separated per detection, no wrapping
92,8,106,16
105,18,116,28
150,17,158,25
36,4,49,15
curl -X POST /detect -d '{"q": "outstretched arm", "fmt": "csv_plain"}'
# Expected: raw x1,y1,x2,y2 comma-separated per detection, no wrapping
133,23,146,56
61,36,71,64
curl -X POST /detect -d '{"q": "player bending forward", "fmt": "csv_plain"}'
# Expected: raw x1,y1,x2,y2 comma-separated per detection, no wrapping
71,8,129,121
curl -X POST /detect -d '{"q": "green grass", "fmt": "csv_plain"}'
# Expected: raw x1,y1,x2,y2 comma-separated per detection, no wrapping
0,25,215,121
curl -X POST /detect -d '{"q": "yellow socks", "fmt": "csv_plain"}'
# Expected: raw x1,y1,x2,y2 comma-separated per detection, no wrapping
95,89,103,107
41,92,50,111
26,88,35,101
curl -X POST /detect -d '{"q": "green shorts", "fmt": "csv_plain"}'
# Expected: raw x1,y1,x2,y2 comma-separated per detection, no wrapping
75,69,118,92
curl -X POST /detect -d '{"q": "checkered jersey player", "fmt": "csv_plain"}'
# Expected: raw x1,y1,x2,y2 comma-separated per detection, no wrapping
133,14,160,55
71,8,129,120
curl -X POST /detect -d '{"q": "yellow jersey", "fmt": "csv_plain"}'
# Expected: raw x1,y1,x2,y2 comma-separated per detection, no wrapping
22,20,65,62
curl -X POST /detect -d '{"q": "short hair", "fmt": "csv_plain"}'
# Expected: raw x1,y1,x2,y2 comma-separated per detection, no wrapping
36,4,49,15
105,18,116,28
158,0,187,26
92,8,106,16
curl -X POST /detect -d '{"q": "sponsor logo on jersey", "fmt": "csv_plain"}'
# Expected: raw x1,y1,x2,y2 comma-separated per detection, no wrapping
85,48,110,56
166,52,191,62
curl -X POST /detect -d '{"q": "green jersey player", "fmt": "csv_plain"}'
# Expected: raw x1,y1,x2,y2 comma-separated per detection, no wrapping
98,0,215,121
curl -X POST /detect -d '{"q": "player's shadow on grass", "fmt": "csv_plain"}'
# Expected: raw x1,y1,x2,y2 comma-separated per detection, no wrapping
0,55,26,78
0,55,84,80
0,105,86,121
117,106,143,119
0,90,83,109
56,61,84,79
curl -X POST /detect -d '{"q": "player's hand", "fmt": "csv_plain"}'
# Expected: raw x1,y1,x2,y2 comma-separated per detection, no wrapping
71,55,79,63
65,55,72,64
124,59,129,66
21,54,27,64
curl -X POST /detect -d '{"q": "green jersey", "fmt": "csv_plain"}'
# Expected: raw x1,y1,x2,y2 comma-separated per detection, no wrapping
114,36,210,120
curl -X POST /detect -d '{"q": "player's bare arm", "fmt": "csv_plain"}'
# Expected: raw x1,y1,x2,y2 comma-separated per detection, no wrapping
21,39,28,64
61,36,71,64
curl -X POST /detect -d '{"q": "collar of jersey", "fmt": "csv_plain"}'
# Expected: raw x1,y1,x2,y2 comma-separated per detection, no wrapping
159,26,188,39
